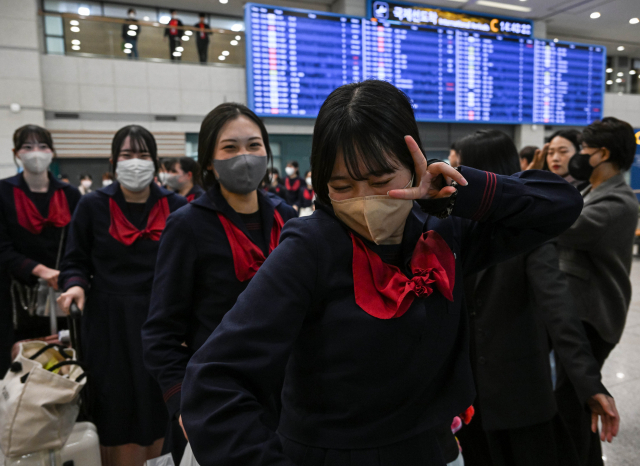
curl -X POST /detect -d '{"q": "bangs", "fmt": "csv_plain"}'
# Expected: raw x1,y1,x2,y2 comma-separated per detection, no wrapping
14,125,54,151
127,130,151,154
339,131,401,181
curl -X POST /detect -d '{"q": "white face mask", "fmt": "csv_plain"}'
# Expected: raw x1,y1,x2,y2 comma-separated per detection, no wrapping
116,158,155,192
158,172,169,184
81,180,92,189
285,167,296,177
305,177,312,187
102,179,113,187
19,151,52,174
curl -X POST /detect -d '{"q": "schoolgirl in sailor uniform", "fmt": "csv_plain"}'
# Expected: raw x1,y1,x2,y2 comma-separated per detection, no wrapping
298,170,314,217
57,125,187,466
142,103,296,463
178,81,600,465
0,125,80,373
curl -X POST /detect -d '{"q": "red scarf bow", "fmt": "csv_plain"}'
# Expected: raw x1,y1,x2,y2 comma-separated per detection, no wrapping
186,194,196,202
285,178,300,191
13,187,71,235
303,188,314,201
217,210,284,282
108,197,169,246
352,230,455,319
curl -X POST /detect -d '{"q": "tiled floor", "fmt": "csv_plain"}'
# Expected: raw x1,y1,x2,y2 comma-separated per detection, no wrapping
600,258,640,465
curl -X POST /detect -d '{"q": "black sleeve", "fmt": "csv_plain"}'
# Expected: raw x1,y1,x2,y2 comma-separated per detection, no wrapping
182,219,318,466
58,195,94,291
450,167,584,276
0,201,39,282
526,242,609,404
142,210,198,419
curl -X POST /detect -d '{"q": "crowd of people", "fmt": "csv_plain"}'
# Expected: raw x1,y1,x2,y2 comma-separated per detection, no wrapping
0,80,637,466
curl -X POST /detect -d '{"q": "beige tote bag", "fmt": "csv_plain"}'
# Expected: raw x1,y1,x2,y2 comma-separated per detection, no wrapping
0,341,86,457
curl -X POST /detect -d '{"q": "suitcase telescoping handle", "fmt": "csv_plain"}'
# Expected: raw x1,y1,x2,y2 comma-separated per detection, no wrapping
67,302,82,362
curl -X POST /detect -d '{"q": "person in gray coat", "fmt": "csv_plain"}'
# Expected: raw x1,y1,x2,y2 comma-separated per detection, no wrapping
555,117,638,466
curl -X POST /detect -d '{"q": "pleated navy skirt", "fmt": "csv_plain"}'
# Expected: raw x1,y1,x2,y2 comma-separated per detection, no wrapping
82,289,167,446
279,429,447,466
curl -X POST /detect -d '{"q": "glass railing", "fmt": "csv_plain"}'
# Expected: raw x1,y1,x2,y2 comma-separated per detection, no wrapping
43,12,245,66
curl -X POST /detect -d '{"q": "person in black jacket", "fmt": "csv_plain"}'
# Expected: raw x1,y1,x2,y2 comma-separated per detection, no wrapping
555,117,638,466
178,81,599,466
164,10,183,61
57,125,187,466
0,125,81,374
142,104,297,463
122,8,139,59
194,13,211,64
453,130,618,466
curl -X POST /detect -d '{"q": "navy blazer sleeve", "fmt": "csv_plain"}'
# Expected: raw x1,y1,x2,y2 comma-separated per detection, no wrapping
451,167,583,276
59,195,95,292
0,204,39,281
527,241,609,404
182,219,319,466
142,208,198,419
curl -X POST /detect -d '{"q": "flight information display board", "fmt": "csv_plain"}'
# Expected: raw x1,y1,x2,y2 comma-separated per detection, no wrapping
245,3,606,125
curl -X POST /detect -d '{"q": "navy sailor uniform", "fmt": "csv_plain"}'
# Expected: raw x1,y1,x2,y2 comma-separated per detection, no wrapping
141,184,296,460
185,184,206,202
59,181,187,446
180,167,584,466
0,173,80,372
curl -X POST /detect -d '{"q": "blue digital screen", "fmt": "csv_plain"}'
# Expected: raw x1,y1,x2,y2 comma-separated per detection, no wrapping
245,3,606,125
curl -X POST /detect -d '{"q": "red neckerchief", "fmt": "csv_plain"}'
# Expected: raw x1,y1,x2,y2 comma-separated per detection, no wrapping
187,194,196,202
13,186,71,235
199,21,206,39
303,188,314,201
217,209,284,282
108,197,169,246
351,230,455,319
285,178,300,191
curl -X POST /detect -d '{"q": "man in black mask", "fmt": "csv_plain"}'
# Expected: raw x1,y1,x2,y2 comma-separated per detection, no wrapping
555,117,638,466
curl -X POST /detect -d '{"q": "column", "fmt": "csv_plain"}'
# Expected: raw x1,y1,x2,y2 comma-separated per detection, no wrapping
0,0,45,177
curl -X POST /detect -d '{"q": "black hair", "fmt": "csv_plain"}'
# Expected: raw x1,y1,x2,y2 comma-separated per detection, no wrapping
168,156,203,186
519,145,538,164
59,174,69,180
547,129,581,155
287,161,299,168
582,117,636,171
170,9,177,14
13,125,55,155
456,130,520,176
79,173,92,180
199,12,206,17
127,8,135,14
198,103,272,189
304,170,312,178
450,142,457,151
110,125,158,174
311,80,422,205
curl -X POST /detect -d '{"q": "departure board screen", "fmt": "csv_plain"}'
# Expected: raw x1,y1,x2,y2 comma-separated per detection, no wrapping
245,3,606,125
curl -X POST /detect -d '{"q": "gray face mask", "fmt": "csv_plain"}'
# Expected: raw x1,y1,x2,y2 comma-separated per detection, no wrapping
213,154,268,194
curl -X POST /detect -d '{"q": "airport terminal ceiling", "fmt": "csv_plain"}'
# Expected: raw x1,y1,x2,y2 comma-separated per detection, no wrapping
104,0,640,56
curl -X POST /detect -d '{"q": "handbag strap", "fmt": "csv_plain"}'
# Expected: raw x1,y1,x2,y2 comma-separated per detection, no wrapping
46,360,87,382
28,343,72,361
55,226,66,270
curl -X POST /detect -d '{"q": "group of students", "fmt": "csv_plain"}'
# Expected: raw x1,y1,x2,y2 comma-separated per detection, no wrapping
0,80,637,466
